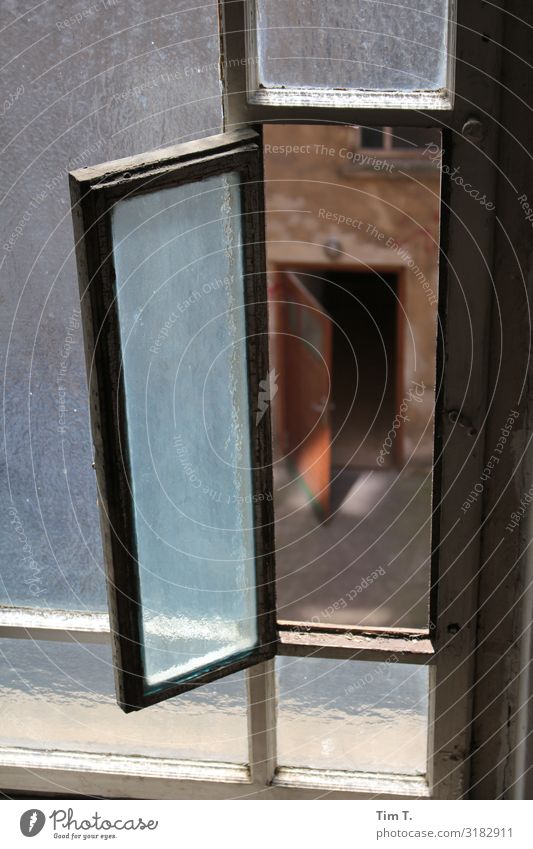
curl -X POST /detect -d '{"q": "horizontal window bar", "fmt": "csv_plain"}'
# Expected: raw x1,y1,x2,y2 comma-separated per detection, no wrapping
0,607,110,643
274,766,430,798
0,747,430,799
278,622,434,663
0,610,435,662
278,620,430,637
226,98,462,130
0,747,250,786
248,88,453,111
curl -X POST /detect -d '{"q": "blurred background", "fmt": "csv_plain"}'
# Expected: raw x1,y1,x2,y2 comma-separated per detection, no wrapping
264,123,442,629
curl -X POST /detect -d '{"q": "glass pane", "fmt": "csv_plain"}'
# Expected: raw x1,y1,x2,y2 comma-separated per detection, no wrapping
276,656,429,775
0,639,247,762
111,173,258,687
256,0,451,93
0,1,222,613
265,124,441,628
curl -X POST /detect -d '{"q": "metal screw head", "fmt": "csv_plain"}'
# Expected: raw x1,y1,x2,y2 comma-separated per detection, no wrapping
323,237,342,260
462,118,484,143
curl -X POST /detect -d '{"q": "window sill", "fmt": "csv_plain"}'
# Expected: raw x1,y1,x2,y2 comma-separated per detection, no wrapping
274,766,431,798
248,87,454,112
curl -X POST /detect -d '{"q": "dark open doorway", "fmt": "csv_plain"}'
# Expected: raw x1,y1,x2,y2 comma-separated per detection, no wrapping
307,268,400,472
271,266,403,515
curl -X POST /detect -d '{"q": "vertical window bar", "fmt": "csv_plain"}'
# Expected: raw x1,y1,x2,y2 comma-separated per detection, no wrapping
247,660,277,785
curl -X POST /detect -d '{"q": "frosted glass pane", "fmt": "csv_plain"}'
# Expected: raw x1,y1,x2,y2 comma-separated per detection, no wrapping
277,657,429,774
257,0,450,92
0,639,247,762
0,1,222,613
112,173,258,688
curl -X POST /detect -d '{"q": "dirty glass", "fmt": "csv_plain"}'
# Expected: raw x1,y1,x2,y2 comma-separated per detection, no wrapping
0,0,222,612
112,172,258,687
0,639,248,762
256,0,451,93
277,656,429,774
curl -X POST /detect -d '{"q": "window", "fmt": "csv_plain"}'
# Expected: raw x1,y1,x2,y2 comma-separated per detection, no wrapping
1,0,527,804
243,0,455,108
360,127,387,149
356,126,442,154
70,131,276,710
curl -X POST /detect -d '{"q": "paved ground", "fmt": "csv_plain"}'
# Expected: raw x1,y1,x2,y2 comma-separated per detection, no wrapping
274,463,432,629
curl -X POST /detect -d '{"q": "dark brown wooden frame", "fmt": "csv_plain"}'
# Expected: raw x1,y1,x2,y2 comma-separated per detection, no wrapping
69,129,277,712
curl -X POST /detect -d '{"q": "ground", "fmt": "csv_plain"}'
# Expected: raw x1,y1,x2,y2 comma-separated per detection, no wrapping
274,463,432,629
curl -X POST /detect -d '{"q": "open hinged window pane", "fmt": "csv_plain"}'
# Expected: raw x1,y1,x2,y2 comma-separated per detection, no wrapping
69,130,276,712
240,0,455,109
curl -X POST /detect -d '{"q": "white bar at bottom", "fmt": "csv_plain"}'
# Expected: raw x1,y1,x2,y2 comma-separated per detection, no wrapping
4,800,529,847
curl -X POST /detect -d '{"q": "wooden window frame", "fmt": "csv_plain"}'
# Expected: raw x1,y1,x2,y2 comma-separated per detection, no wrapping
1,0,524,802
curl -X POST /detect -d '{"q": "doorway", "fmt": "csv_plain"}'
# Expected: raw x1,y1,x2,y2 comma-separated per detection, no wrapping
317,267,400,472
271,265,403,515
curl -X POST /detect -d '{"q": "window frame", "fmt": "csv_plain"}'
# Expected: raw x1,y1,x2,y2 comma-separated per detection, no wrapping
68,128,277,711
0,0,518,802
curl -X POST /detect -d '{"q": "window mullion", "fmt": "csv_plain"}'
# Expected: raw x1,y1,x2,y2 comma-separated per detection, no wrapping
277,626,434,664
246,660,277,785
